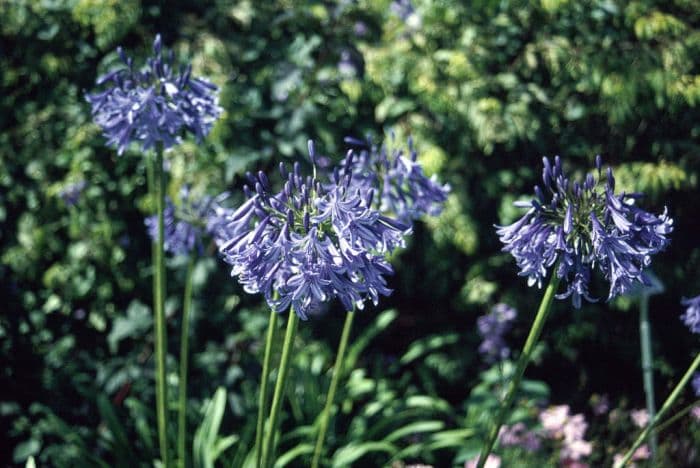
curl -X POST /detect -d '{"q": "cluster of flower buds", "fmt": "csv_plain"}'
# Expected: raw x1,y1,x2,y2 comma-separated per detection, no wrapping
341,136,450,226
497,156,673,307
86,34,221,155
217,141,413,319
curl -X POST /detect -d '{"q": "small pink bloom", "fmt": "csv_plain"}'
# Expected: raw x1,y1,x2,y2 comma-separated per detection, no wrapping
630,409,649,428
540,405,570,437
465,454,501,468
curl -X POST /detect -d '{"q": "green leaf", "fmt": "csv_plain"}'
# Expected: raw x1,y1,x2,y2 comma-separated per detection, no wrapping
331,441,397,468
274,443,314,467
193,387,229,468
13,439,40,463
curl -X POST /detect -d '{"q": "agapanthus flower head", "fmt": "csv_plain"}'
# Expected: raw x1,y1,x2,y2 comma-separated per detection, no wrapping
497,156,673,308
477,303,517,364
145,186,228,256
681,295,700,334
86,34,222,155
341,135,450,226
693,373,700,397
217,141,411,319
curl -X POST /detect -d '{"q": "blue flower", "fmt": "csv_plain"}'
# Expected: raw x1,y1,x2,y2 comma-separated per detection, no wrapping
497,156,673,307
341,135,450,226
477,303,517,364
86,34,222,155
217,141,411,319
693,373,700,397
681,295,700,334
145,186,228,256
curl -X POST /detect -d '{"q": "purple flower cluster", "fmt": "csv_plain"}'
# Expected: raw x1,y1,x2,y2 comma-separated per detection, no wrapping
86,34,222,155
477,303,517,364
145,186,228,256
342,136,450,226
693,373,700,397
217,142,411,319
497,156,673,308
681,295,700,334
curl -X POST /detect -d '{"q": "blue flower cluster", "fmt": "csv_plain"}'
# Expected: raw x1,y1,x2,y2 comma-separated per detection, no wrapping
681,295,700,334
497,156,673,308
86,34,222,155
342,136,450,226
217,142,413,319
145,186,228,256
477,303,517,364
693,373,700,397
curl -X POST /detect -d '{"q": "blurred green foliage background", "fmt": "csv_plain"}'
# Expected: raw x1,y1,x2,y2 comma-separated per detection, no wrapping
2,0,700,466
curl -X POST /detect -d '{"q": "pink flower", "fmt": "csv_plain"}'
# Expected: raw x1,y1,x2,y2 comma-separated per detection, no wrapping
540,405,570,437
630,409,649,428
563,414,588,443
465,454,501,468
613,444,650,468
561,439,593,461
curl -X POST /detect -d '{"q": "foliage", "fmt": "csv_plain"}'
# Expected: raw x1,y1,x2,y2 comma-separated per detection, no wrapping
2,0,700,466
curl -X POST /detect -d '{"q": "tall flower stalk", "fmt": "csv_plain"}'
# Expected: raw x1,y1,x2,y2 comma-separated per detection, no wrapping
478,156,672,467
638,292,657,458
255,310,279,468
87,33,221,466
153,146,169,465
476,272,561,467
311,310,355,468
616,352,700,467
216,140,417,466
618,295,700,465
177,254,195,468
307,136,449,467
261,310,299,468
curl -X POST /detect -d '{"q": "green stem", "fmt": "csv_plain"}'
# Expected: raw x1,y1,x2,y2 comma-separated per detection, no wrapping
255,310,279,468
653,398,700,435
638,294,657,458
617,352,700,467
311,310,355,468
177,255,196,468
153,145,170,466
476,272,561,468
261,309,299,468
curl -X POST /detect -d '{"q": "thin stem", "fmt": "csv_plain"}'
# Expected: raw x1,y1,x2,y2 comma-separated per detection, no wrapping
153,145,170,466
311,310,355,468
653,398,700,435
476,272,561,468
261,309,299,468
177,255,196,468
255,310,279,468
638,294,657,458
617,352,700,467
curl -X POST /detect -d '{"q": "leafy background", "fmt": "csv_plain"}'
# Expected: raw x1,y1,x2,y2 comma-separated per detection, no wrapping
2,0,700,466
